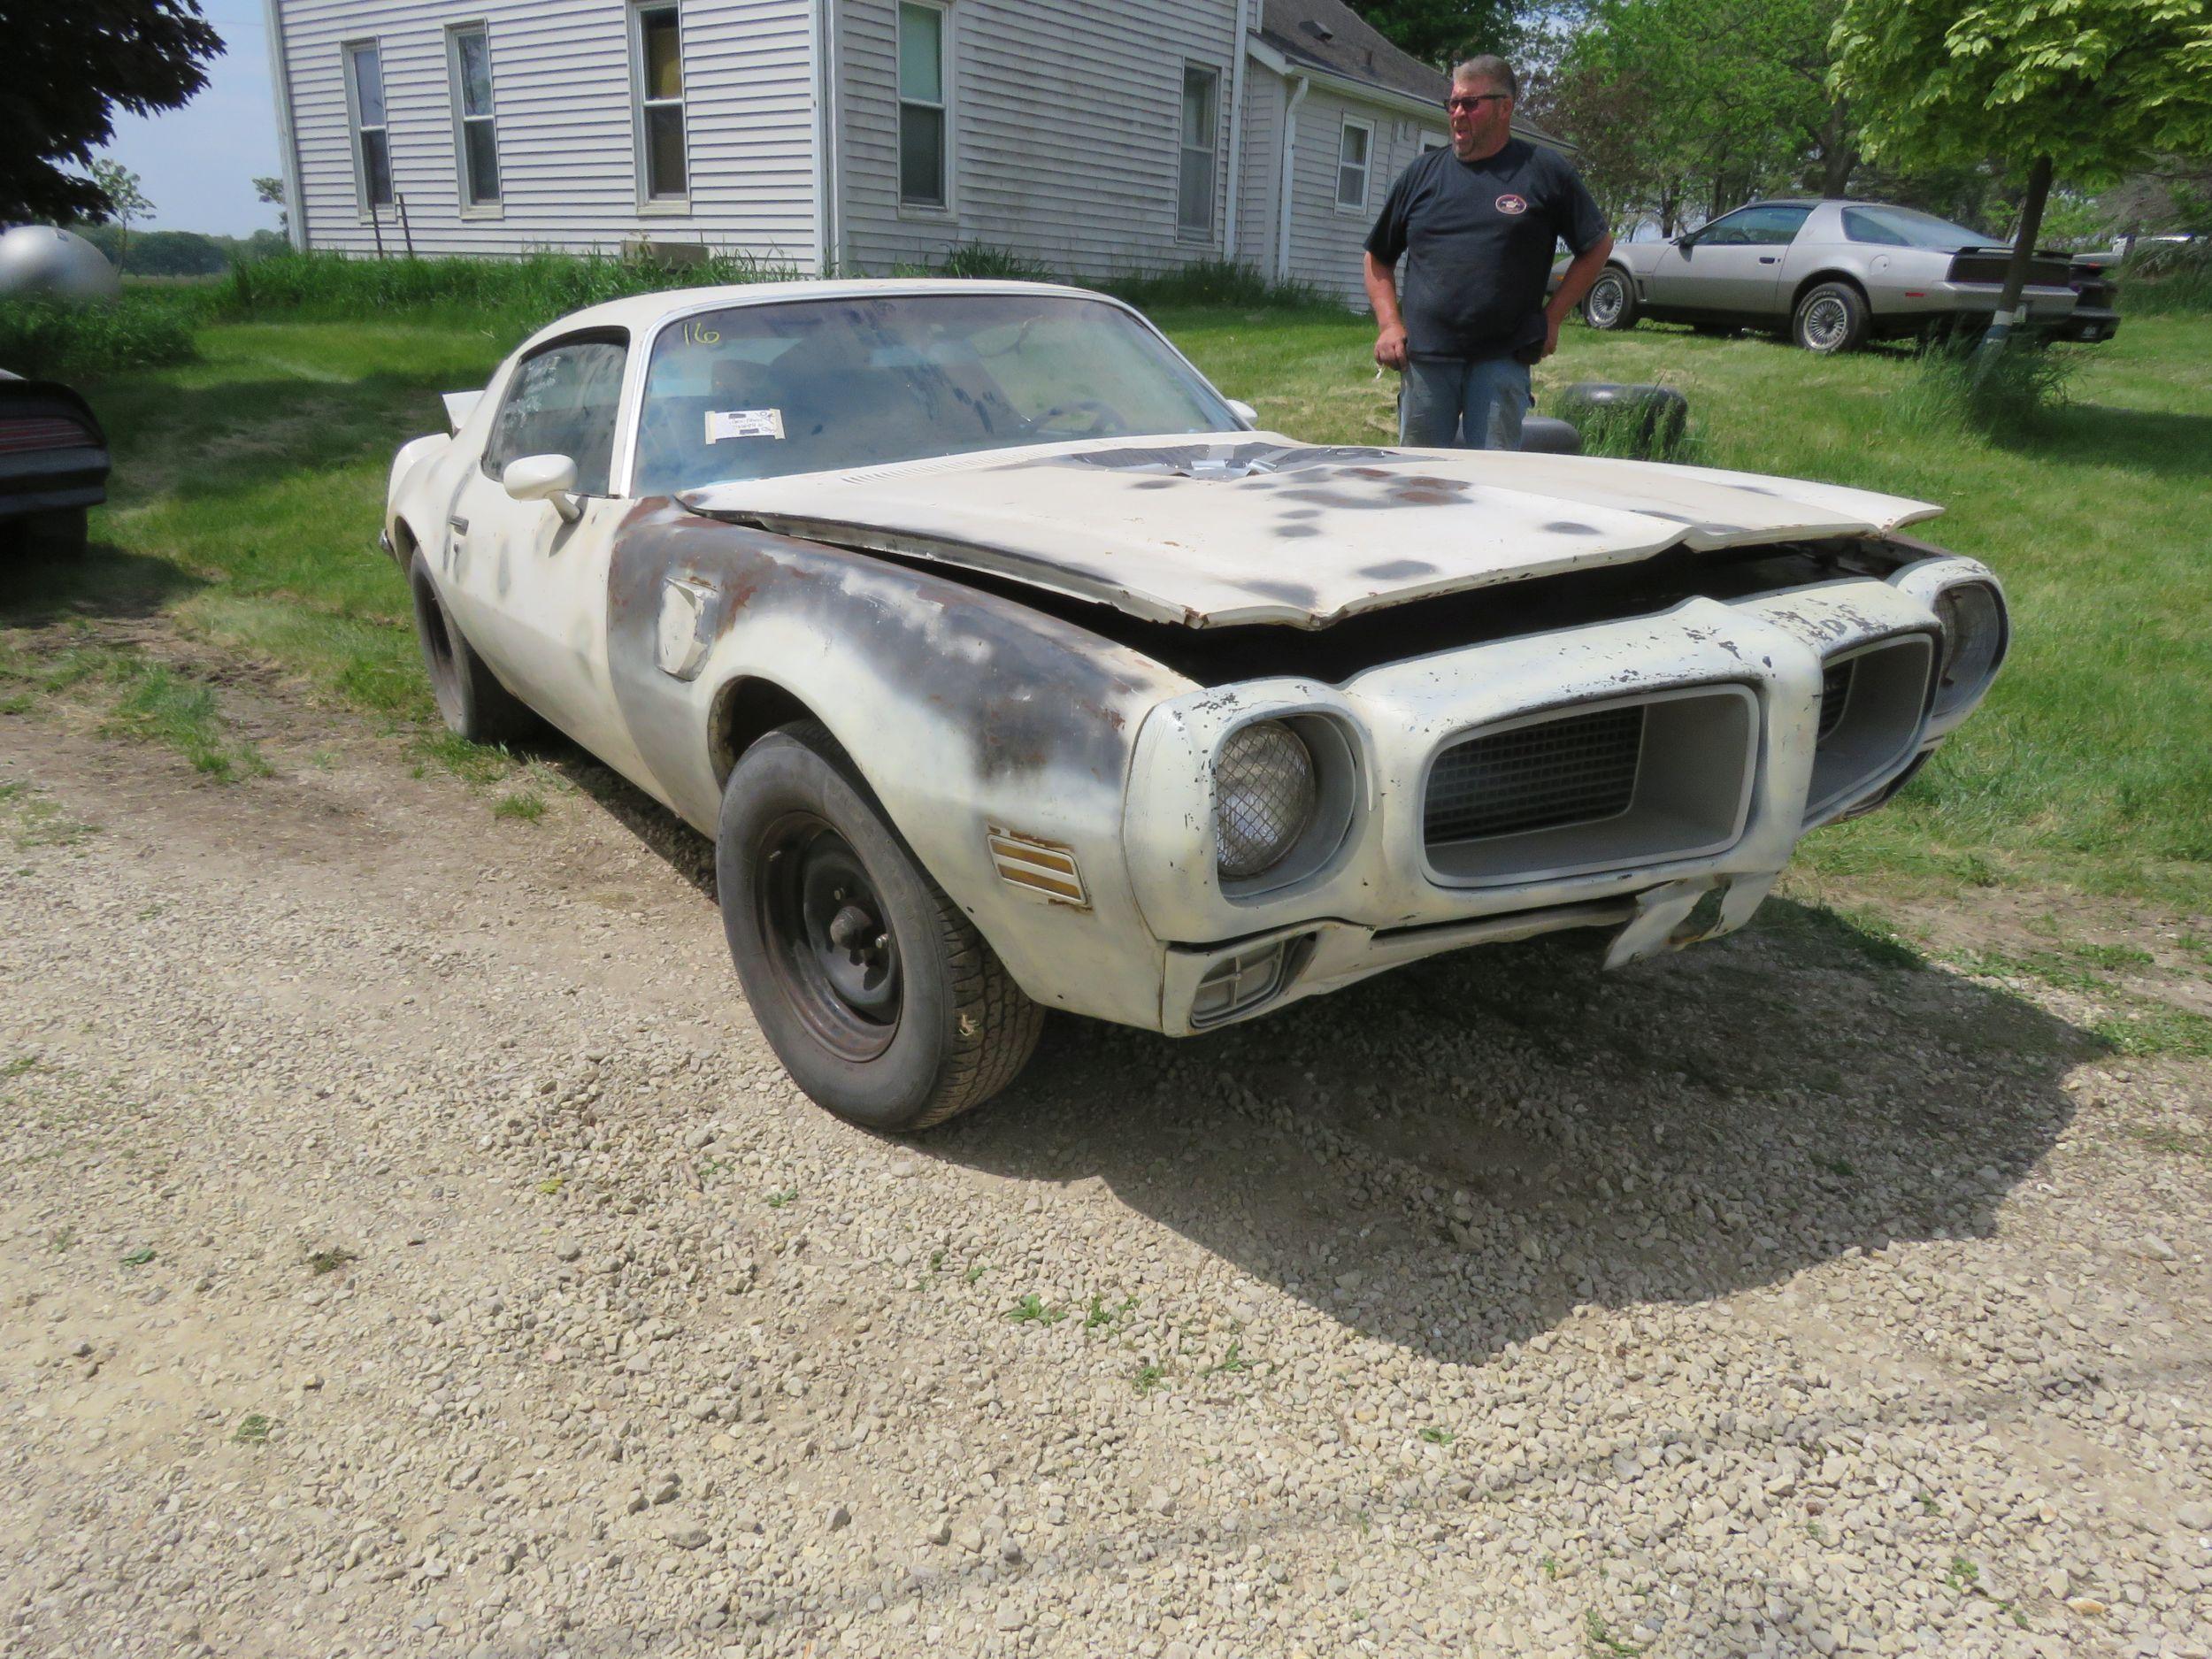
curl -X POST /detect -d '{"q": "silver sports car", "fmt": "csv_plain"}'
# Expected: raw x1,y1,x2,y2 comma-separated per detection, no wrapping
1578,199,2119,352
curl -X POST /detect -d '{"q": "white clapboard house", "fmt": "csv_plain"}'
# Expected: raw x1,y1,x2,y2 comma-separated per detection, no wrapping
264,0,1569,303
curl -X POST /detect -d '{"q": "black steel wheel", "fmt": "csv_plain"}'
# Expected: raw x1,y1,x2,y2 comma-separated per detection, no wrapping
1582,269,1639,332
718,721,1042,1131
408,553,539,746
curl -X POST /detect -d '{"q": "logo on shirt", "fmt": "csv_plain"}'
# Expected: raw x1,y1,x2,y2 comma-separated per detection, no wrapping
1495,193,1529,215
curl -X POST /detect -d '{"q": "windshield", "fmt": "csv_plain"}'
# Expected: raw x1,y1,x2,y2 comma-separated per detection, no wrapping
1839,205,1996,250
631,293,1240,493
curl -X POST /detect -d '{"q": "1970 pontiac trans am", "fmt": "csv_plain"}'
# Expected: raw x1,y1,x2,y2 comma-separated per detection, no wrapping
383,280,2008,1132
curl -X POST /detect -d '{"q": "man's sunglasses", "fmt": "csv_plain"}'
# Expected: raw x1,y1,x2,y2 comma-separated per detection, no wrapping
1447,93,1509,111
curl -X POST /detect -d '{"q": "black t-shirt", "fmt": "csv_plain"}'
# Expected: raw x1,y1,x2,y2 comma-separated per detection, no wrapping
1365,139,1609,361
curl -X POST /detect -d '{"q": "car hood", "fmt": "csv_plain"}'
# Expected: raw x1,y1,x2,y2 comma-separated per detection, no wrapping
683,433,1940,629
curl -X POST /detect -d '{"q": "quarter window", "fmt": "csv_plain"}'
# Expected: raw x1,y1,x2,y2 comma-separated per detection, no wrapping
449,26,500,208
1336,119,1371,210
1178,65,1218,235
632,4,688,203
485,336,630,496
345,42,393,211
898,2,948,207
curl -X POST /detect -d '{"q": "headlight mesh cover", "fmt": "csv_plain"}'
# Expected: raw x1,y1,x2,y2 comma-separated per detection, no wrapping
1214,721,1315,879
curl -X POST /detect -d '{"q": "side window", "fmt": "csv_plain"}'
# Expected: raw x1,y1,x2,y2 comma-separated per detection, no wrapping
344,42,393,211
1336,119,1372,210
631,3,688,204
1702,205,1811,246
1177,65,1219,236
485,337,630,495
898,2,949,207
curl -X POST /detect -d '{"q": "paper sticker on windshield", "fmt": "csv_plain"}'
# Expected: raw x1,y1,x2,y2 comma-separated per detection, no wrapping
705,408,785,442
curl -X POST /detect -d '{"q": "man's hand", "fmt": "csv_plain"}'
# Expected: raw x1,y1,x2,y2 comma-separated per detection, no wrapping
1374,321,1409,372
1540,314,1562,360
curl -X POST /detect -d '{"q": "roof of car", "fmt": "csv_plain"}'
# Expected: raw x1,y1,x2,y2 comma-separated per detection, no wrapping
518,278,1115,355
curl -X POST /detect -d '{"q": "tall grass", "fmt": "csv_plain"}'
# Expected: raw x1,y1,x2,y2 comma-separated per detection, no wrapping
0,295,198,379
219,245,1340,330
1892,335,2077,440
2118,242,2212,317
219,248,799,331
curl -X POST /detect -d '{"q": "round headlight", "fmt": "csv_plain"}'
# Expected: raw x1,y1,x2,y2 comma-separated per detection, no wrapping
1214,720,1317,879
1934,582,2005,713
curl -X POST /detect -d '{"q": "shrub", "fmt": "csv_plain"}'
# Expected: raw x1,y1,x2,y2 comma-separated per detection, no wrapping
0,295,197,379
1098,258,1337,311
933,242,1056,282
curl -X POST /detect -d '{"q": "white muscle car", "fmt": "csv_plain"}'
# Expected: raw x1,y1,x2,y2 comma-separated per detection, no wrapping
383,280,2008,1132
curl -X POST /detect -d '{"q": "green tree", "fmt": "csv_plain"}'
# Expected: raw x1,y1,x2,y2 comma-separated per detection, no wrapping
87,159,154,270
0,0,223,224
253,173,288,236
1539,0,1855,234
1832,0,2212,350
1342,1,1523,69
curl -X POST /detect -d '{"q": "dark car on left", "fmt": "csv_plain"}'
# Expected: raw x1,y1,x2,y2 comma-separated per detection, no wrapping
0,369,110,556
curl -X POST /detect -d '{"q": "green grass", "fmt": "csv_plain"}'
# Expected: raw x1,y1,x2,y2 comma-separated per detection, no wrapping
8,296,2209,915
0,294,198,378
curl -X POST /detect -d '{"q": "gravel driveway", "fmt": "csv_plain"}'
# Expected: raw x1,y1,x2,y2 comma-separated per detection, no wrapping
3,668,2208,1659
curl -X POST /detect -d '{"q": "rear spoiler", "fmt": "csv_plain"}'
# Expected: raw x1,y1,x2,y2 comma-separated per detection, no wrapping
442,390,483,434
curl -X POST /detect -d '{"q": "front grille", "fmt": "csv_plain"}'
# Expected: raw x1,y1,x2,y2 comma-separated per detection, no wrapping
1817,660,1854,740
1425,704,1644,844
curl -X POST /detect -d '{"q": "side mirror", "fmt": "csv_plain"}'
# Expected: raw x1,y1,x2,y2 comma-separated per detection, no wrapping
503,453,581,523
1673,232,1698,250
1225,398,1258,427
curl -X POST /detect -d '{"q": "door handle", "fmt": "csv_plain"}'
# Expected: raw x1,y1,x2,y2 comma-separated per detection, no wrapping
449,515,469,534
1758,256,1778,265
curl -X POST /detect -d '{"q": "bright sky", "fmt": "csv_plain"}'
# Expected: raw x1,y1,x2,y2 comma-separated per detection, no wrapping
98,0,280,239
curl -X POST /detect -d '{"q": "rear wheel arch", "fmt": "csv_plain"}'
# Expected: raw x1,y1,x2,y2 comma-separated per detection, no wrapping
1791,270,1870,313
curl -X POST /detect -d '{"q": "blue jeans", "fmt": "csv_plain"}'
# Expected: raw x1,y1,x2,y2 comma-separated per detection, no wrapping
1399,355,1532,449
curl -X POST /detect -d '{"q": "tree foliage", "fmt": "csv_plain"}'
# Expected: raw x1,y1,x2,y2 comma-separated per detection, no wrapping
1832,0,2212,188
1833,0,2212,344
1341,1,1525,69
1534,0,1852,234
0,0,223,224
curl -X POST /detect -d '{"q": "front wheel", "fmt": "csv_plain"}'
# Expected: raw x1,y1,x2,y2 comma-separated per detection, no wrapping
1793,281,1869,354
1582,269,1639,332
718,722,1042,1132
408,553,539,745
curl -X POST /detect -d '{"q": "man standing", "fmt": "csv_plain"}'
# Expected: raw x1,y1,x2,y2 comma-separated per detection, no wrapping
1363,56,1614,449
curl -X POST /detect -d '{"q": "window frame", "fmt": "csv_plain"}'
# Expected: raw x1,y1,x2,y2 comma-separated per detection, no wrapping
1335,115,1374,213
342,39,394,219
445,22,502,217
627,1,691,214
482,329,634,497
1176,61,1220,241
895,0,953,216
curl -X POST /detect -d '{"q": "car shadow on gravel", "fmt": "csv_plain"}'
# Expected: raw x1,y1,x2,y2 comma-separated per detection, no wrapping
923,901,2099,1368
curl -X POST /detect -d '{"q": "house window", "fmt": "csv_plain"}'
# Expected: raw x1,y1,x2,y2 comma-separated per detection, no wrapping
345,42,393,211
1178,65,1218,235
898,2,947,207
631,4,688,204
449,26,500,208
1337,119,1372,210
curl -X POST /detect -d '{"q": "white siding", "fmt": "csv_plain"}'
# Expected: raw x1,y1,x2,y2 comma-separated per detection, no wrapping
1279,82,1428,305
276,0,818,260
1232,66,1280,271
834,0,1240,277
